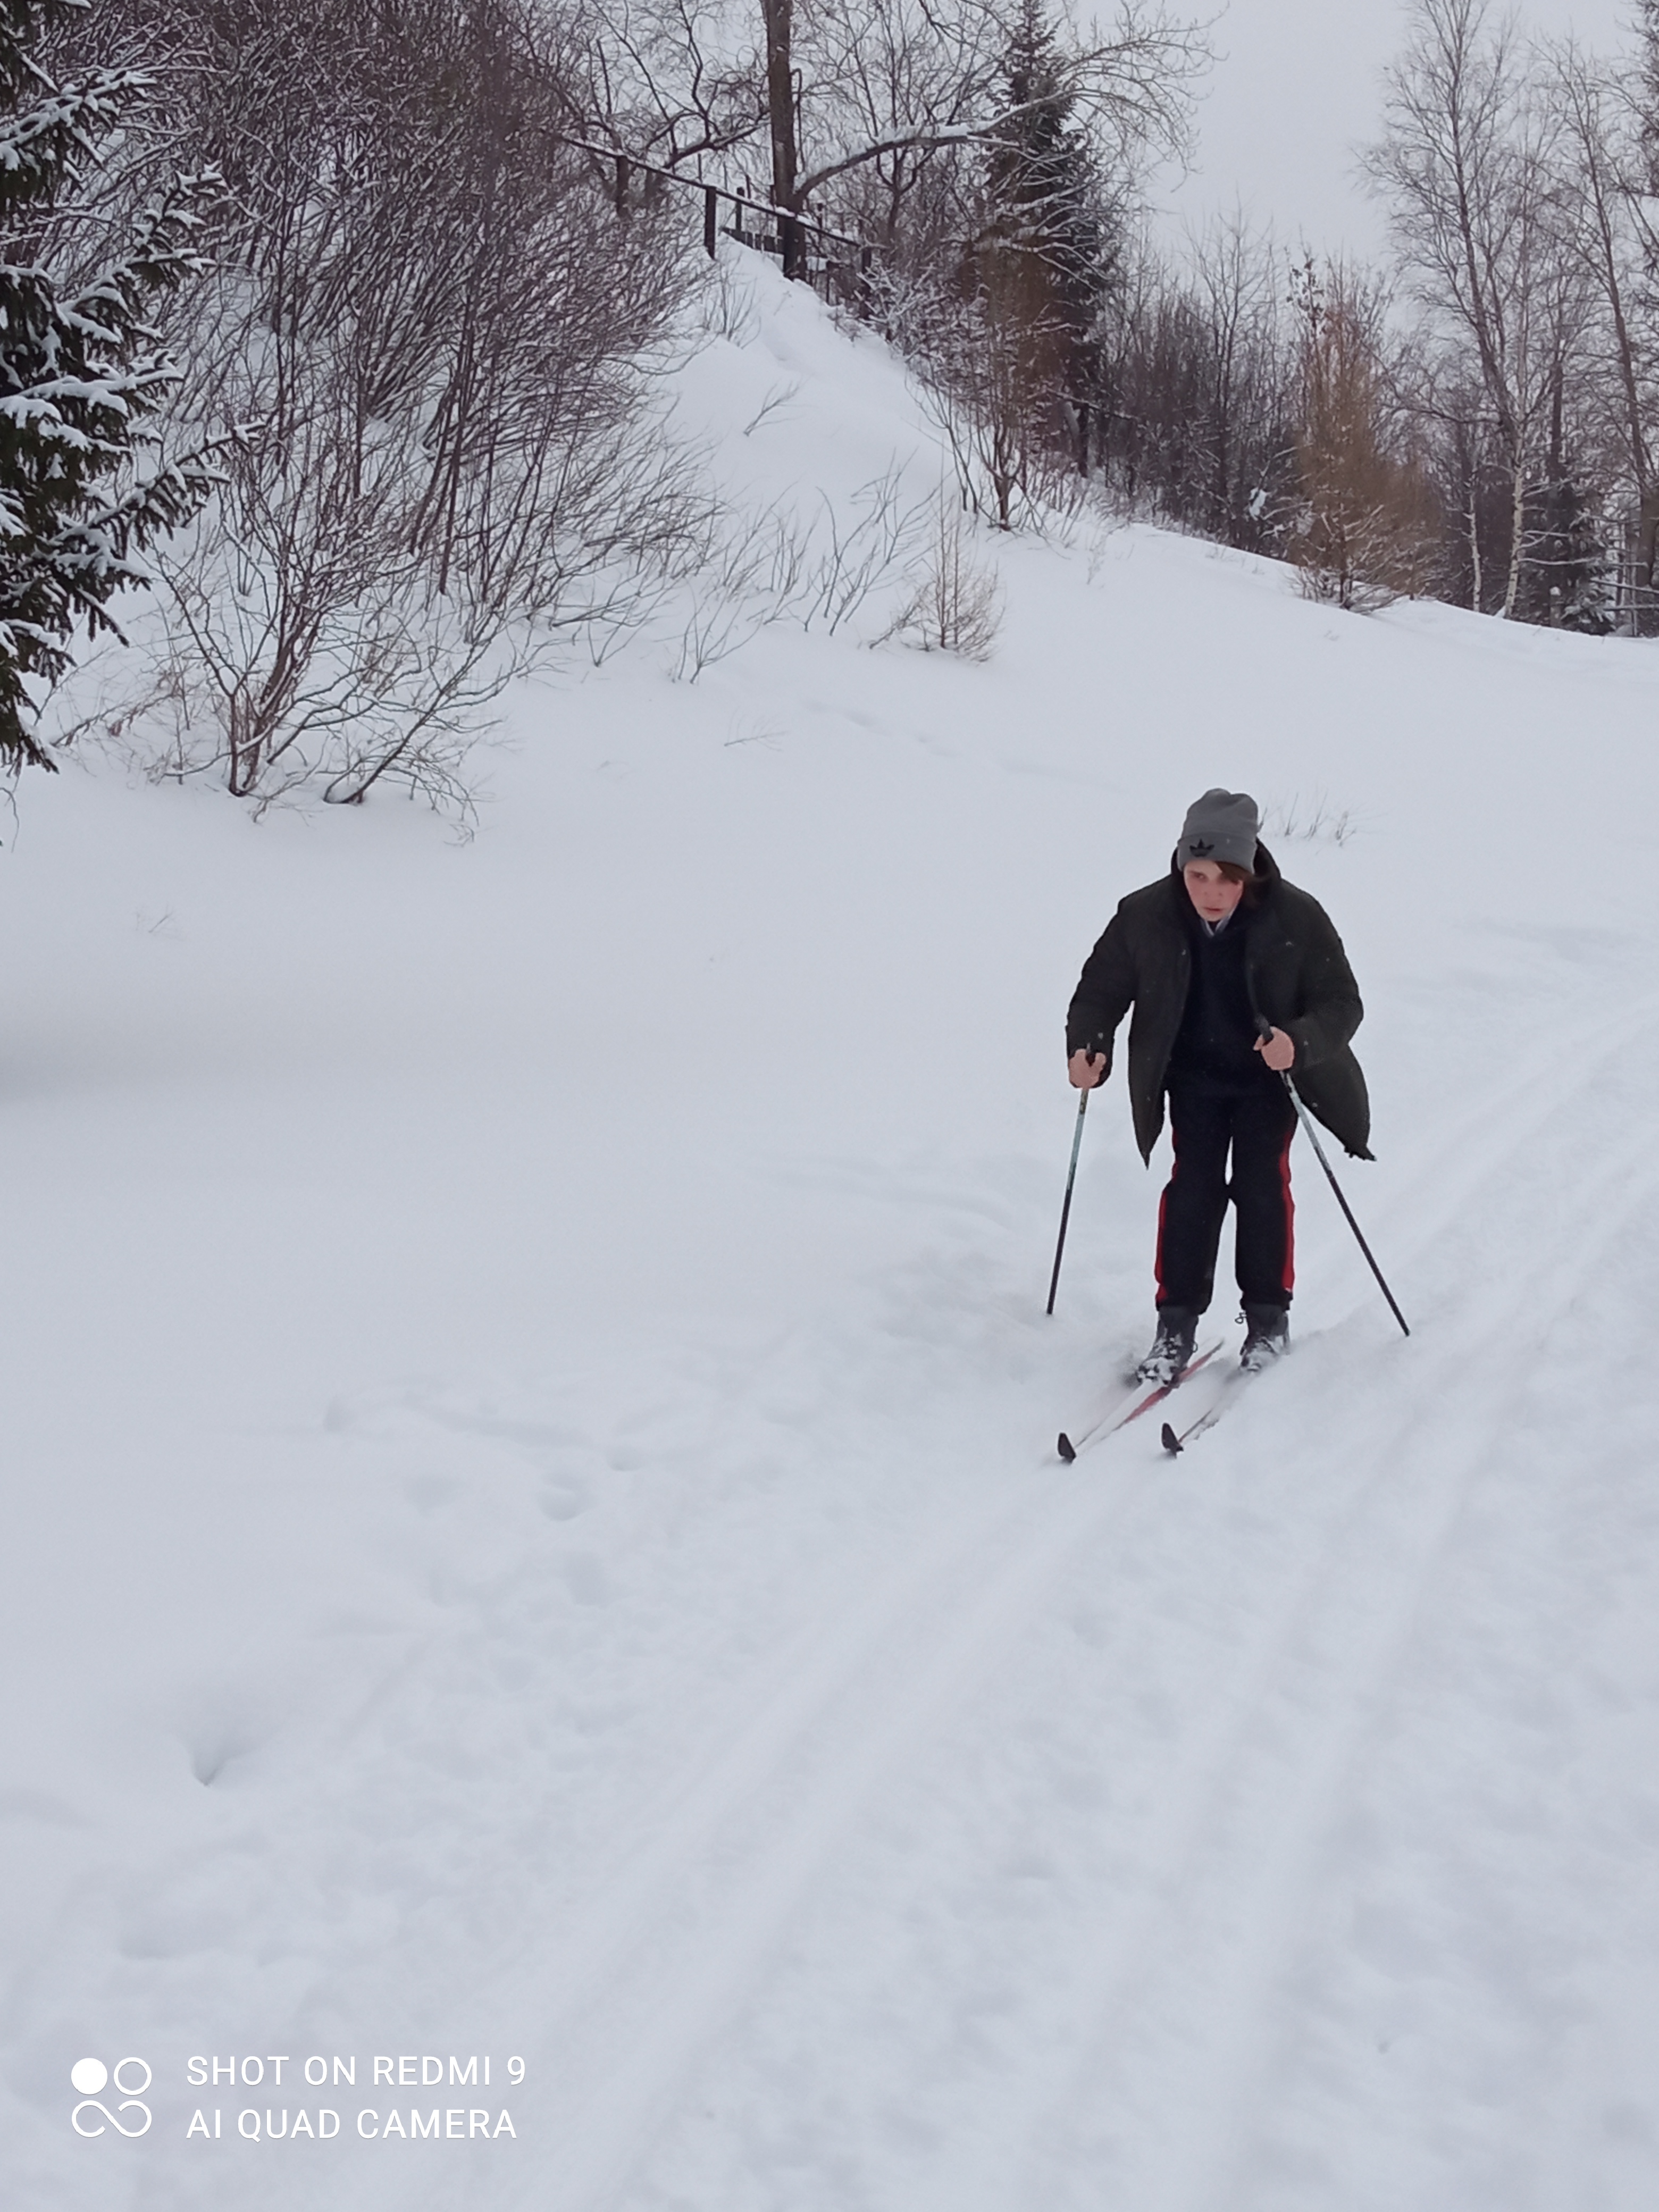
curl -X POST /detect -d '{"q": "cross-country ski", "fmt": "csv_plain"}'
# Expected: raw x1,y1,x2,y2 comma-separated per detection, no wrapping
1056,1342,1222,1463
1161,1369,1254,1456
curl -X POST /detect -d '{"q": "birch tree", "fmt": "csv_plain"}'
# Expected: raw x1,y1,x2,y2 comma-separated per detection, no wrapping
1367,0,1589,616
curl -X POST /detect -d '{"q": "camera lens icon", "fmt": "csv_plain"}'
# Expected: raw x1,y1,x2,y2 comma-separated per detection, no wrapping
71,2057,152,2136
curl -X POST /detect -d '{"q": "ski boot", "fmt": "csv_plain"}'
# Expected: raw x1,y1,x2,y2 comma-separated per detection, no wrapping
1240,1303,1289,1373
1135,1305,1198,1387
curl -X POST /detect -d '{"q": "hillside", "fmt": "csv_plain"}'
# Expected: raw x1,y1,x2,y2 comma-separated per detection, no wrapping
6,250,1659,2212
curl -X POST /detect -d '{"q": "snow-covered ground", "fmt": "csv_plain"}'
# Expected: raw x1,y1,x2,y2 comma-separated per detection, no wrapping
7,253,1659,2212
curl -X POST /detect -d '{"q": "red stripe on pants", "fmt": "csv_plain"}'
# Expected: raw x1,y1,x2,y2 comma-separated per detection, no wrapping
1154,1178,1171,1304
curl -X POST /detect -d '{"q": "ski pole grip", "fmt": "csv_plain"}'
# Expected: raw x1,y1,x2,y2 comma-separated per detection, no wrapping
1255,1014,1296,1094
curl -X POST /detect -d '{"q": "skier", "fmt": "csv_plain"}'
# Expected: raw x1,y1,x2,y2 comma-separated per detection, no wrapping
1066,788,1371,1383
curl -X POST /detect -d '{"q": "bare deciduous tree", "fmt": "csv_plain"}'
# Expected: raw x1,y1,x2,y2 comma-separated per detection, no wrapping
1534,37,1659,624
1366,0,1593,617
556,0,765,183
1086,220,1295,548
60,0,706,810
785,0,1200,221
1288,262,1437,611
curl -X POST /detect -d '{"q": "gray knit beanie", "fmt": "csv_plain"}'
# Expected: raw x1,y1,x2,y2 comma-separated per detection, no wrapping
1177,787,1261,872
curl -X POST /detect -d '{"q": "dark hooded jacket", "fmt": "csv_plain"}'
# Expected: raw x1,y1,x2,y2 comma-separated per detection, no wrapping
1066,843,1373,1162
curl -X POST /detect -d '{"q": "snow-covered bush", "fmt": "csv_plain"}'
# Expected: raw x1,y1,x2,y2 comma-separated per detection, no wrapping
55,0,706,812
671,463,929,680
887,493,1003,656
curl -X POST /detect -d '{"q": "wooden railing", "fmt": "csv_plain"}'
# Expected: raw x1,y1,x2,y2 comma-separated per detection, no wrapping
562,139,876,307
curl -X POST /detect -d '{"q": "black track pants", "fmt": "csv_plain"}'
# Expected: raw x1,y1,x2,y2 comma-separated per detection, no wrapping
1155,1080,1297,1315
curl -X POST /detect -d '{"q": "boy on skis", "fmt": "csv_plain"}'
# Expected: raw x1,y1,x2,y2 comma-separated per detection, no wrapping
1066,788,1371,1383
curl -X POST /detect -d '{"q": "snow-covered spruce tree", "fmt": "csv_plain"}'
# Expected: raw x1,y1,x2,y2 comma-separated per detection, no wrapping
982,0,1111,409
1518,472,1613,631
0,0,211,770
929,0,1119,527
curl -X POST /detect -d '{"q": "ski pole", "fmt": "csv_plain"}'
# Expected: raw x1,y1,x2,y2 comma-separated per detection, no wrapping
1045,1083,1090,1316
1256,1018,1409,1338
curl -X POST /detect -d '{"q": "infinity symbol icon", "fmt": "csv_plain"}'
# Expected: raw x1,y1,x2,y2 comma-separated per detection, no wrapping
71,2057,152,2136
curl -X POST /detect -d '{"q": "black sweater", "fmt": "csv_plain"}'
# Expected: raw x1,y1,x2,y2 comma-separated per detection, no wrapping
1167,908,1272,1089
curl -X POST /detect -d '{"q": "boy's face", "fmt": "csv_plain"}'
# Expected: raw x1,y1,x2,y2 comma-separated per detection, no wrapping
1183,860,1245,924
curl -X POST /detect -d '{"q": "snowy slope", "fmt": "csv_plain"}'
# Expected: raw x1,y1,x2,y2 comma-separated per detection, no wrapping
6,249,1659,2212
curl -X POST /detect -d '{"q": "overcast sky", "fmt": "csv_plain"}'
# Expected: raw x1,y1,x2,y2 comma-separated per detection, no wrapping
1152,0,1633,258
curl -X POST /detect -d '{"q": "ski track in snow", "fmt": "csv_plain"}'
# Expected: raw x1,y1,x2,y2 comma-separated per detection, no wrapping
7,254,1659,2211
588,1026,1659,2212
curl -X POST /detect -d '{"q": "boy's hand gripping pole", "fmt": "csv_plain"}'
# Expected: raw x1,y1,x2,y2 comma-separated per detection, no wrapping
1045,1084,1090,1316
1256,1019,1409,1338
